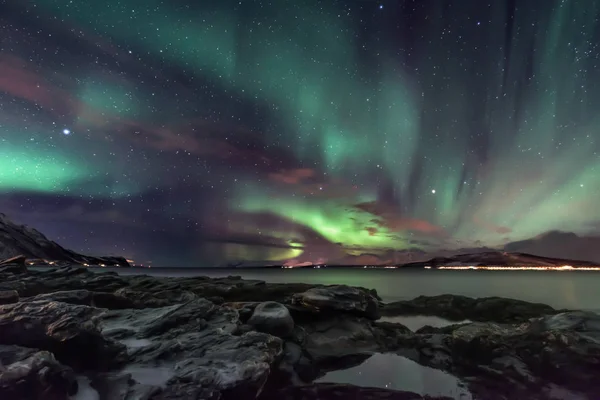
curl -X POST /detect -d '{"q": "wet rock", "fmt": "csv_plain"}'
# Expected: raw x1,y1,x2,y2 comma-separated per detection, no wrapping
0,301,126,371
407,311,600,399
382,294,559,323
302,315,379,362
292,285,380,320
274,341,318,384
0,290,18,305
371,321,414,350
99,299,284,398
0,345,77,400
248,302,295,338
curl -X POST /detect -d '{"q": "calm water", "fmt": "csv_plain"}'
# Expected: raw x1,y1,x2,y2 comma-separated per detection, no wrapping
104,268,600,311
317,353,472,399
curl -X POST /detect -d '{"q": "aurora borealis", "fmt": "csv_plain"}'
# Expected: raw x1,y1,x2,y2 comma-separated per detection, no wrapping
0,0,599,266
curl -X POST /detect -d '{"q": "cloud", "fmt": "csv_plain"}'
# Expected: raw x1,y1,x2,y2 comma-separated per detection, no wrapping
269,168,316,184
365,227,378,236
473,216,513,235
0,55,78,118
354,201,444,234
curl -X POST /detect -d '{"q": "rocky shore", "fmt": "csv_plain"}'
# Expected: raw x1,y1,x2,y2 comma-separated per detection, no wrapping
0,261,598,400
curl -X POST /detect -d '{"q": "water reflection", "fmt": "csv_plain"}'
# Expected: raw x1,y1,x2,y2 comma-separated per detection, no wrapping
317,353,472,399
378,315,471,331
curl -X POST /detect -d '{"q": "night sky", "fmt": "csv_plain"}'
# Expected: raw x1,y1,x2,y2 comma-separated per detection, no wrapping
1,0,599,267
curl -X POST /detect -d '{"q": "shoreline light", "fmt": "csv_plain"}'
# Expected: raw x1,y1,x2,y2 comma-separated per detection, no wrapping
437,265,600,271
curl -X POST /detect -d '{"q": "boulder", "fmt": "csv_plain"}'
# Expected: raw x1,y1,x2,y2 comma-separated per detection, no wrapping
248,302,295,337
0,290,18,305
292,285,379,320
0,345,77,400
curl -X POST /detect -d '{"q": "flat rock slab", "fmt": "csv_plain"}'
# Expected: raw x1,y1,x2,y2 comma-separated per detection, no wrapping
292,285,380,320
382,294,560,323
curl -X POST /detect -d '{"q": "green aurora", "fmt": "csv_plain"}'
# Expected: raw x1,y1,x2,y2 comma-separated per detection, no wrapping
0,0,599,264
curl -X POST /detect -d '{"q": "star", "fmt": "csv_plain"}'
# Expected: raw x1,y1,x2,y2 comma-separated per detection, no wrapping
62,129,71,135
379,5,384,9
431,189,436,194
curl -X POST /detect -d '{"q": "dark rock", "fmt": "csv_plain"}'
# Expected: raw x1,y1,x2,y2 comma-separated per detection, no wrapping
233,324,254,335
371,321,414,350
207,296,225,304
99,299,284,398
292,285,380,320
23,290,137,309
148,382,221,400
0,301,126,371
406,311,600,399
302,315,379,362
114,287,197,307
259,383,453,400
382,294,559,323
0,262,595,400
225,302,259,323
248,301,295,338
0,255,27,266
0,345,78,400
0,258,28,275
414,323,469,335
89,371,161,400
0,290,18,305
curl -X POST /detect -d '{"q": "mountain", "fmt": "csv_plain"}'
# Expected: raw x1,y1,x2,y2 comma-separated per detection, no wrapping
504,231,600,263
400,251,600,268
0,213,129,267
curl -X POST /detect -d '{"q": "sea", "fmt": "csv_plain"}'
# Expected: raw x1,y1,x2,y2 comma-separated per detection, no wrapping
74,267,598,399
105,267,600,311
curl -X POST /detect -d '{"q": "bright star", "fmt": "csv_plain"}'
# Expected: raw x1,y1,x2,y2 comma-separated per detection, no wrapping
62,129,71,135
431,189,436,194
379,5,383,9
